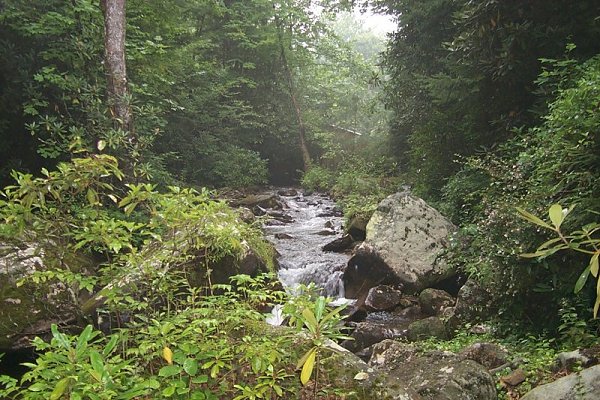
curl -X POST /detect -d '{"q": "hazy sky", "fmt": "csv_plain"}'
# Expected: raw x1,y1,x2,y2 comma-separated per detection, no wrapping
355,9,396,36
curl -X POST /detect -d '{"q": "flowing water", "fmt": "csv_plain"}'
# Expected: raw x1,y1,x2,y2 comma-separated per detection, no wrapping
263,191,350,297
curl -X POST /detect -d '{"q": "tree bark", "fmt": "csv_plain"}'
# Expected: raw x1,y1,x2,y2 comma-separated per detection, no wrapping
100,0,132,133
276,19,312,171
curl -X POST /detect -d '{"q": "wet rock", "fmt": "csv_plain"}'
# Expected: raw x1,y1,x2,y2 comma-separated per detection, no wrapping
365,285,403,311
370,340,497,400
419,288,455,316
322,234,354,253
274,233,294,240
347,215,369,241
316,229,337,236
277,188,298,197
521,365,600,399
266,211,294,223
407,316,447,342
343,318,408,353
317,208,343,218
392,304,423,320
343,193,456,300
252,205,267,216
459,342,509,370
342,306,368,323
324,220,335,229
234,193,280,209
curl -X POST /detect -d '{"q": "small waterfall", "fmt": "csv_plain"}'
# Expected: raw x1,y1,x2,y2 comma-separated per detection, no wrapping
264,190,350,298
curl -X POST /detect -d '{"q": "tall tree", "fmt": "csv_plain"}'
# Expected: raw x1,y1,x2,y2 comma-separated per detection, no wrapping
276,16,312,171
100,0,133,144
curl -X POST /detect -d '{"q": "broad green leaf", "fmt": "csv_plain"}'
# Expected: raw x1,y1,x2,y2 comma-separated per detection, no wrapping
296,346,317,370
103,334,119,356
90,350,104,375
301,308,318,333
314,296,326,320
162,385,176,397
516,208,553,230
49,377,71,400
51,324,70,349
574,265,591,294
537,237,564,250
158,365,181,377
183,358,199,376
87,188,98,205
27,382,48,392
300,348,316,386
251,357,262,374
76,325,93,356
162,346,173,365
549,204,564,229
191,375,209,384
590,253,599,278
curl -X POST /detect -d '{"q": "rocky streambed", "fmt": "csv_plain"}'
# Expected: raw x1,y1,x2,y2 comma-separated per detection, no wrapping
238,187,600,400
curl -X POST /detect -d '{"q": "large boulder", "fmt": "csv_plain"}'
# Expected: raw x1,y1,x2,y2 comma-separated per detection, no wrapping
444,278,493,332
318,340,421,399
365,285,403,311
0,241,92,349
521,365,600,400
343,193,457,299
370,340,497,400
406,316,448,342
419,288,455,316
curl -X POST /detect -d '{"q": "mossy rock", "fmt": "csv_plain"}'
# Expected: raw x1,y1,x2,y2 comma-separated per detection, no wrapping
0,241,94,349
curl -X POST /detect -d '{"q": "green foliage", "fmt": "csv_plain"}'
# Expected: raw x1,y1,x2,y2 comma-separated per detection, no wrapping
301,166,335,192
286,295,350,388
440,53,600,331
377,0,600,200
0,156,276,318
302,152,403,223
518,203,600,317
0,275,356,399
209,146,268,188
0,325,147,400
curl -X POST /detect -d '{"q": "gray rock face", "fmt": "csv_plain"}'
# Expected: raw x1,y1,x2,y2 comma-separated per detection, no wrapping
322,234,354,253
343,193,456,299
419,288,455,316
369,340,497,400
322,343,421,400
459,342,510,370
521,365,600,400
343,315,411,353
407,316,448,342
445,278,493,332
347,215,369,241
556,349,598,372
0,241,87,349
365,285,403,311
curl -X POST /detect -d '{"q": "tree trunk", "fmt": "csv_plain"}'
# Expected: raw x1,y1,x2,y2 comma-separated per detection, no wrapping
100,0,133,134
276,20,311,171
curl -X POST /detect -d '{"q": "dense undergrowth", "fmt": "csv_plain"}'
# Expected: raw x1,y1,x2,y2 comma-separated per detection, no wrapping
0,156,360,399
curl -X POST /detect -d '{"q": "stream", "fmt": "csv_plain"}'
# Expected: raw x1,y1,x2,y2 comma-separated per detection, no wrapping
263,190,350,298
